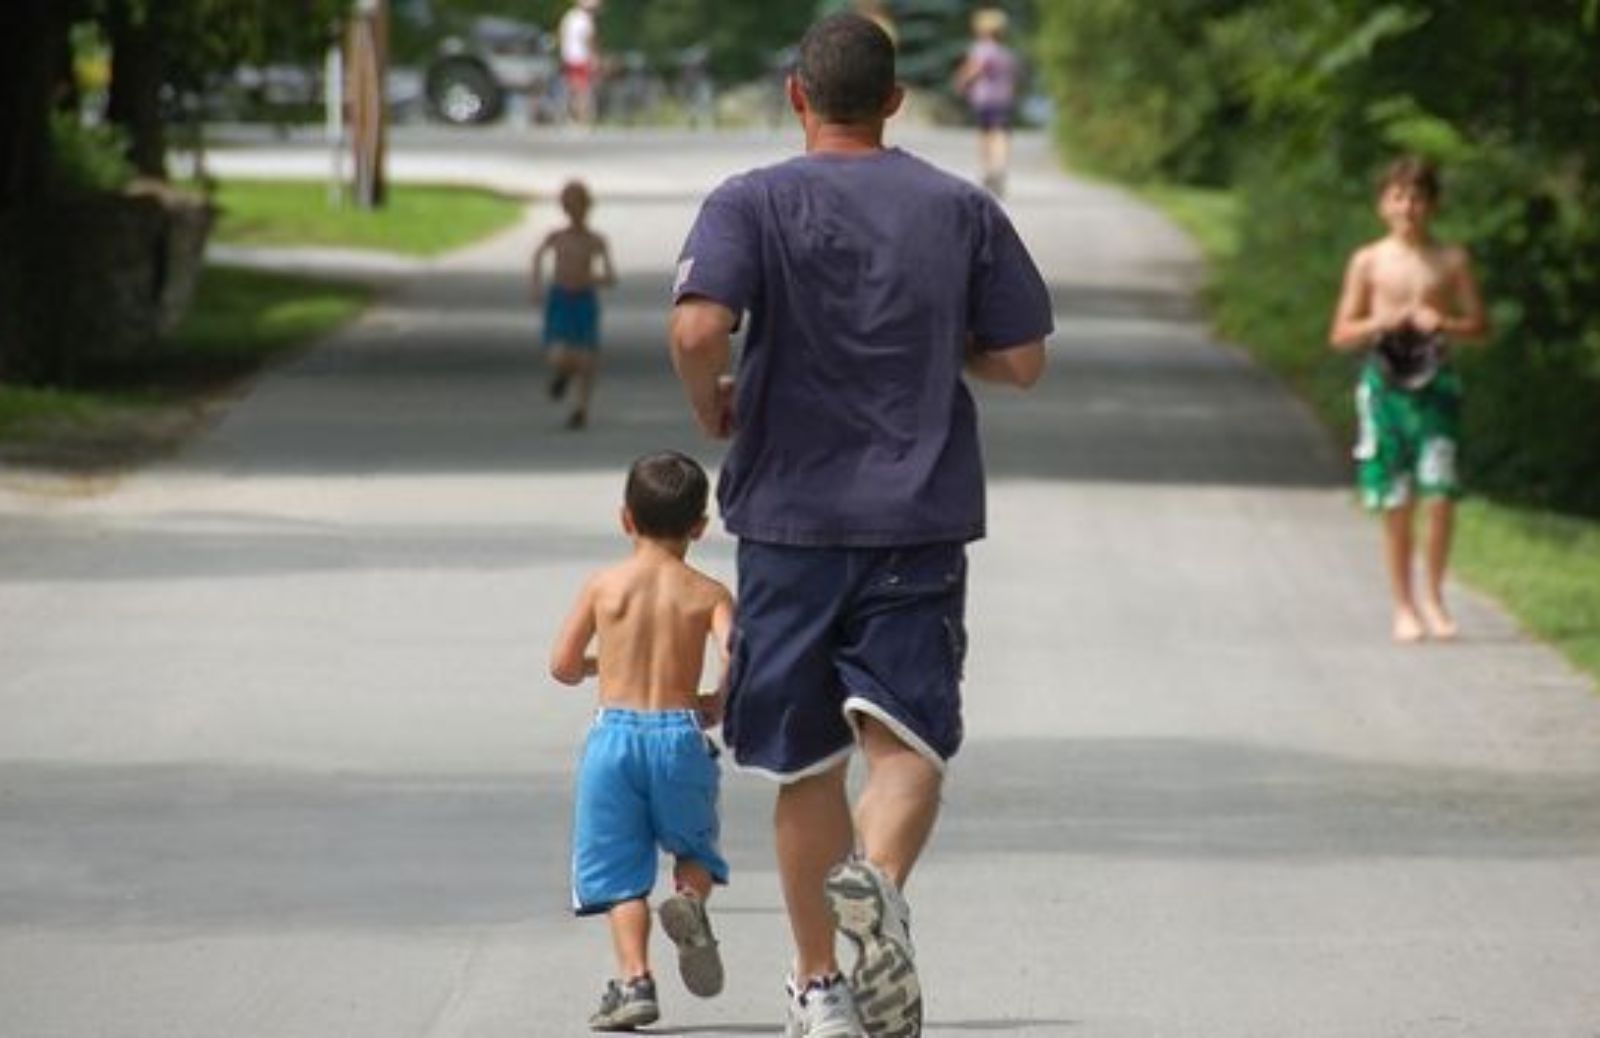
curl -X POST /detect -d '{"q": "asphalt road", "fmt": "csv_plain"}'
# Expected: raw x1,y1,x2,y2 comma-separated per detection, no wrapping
2,126,1598,1037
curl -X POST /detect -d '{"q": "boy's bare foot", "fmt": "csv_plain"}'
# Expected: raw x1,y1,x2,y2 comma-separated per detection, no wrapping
1420,600,1458,640
566,409,587,430
1392,608,1426,644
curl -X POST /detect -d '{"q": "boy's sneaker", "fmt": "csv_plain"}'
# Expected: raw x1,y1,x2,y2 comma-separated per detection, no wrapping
784,972,865,1038
587,975,659,1031
548,372,570,400
825,858,921,1038
658,891,724,997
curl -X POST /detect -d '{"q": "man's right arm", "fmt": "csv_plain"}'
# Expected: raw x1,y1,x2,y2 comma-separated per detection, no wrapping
966,338,1046,388
670,299,738,438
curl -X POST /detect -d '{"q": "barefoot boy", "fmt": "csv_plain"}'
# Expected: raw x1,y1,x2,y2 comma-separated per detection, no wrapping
1328,156,1489,642
550,450,733,1030
533,179,616,430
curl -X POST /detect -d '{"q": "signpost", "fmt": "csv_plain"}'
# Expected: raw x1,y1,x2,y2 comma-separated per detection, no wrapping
345,0,388,210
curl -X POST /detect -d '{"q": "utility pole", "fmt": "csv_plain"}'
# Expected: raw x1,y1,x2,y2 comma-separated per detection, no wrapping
346,0,388,209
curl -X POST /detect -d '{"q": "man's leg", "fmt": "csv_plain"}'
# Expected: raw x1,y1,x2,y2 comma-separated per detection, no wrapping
854,715,942,890
776,761,854,981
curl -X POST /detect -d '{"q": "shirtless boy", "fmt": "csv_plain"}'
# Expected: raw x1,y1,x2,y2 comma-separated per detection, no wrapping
533,179,616,430
1328,156,1490,642
550,451,734,1029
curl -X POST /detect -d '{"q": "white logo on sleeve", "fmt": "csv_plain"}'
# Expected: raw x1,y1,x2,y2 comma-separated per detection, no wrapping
674,258,695,295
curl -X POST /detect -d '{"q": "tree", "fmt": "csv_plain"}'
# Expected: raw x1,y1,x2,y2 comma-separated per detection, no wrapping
99,0,347,180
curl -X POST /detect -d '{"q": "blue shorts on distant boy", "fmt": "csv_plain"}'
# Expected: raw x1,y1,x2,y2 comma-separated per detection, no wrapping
571,709,729,915
544,285,600,350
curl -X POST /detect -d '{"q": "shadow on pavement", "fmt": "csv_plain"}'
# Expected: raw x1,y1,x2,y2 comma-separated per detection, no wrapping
3,737,1597,931
123,263,1345,492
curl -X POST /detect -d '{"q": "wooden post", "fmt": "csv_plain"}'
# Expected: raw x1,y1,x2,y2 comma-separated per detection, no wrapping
346,0,388,209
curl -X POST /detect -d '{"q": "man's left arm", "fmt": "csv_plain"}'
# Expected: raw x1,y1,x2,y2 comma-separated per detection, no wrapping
968,199,1053,388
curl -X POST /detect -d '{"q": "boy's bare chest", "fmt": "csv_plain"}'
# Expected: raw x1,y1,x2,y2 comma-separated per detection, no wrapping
555,230,600,261
1370,246,1450,304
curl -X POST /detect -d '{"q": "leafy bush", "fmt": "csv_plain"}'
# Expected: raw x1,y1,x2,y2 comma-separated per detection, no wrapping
48,113,134,195
1038,0,1600,516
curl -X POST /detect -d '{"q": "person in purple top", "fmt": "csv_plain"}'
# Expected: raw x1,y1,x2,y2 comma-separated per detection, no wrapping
955,7,1021,196
669,12,1051,1037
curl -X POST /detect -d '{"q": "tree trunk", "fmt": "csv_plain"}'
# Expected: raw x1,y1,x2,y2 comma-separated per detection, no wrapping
0,0,66,211
106,0,168,179
0,0,71,381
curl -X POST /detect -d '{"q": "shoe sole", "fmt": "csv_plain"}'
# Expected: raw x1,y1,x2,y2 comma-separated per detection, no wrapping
589,1001,659,1031
658,895,725,998
786,1015,864,1038
825,863,921,1038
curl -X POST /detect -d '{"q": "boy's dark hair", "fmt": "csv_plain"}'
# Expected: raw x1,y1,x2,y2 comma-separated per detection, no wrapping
625,451,709,539
1378,155,1441,202
795,13,896,124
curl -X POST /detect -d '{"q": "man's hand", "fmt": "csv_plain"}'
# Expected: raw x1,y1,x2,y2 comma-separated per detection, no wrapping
965,338,1046,388
706,374,736,439
696,687,725,730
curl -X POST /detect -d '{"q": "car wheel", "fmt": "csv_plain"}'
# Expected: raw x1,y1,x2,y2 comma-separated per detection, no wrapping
427,60,502,125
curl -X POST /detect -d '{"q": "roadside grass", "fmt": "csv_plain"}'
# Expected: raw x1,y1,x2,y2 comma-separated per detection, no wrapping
1138,182,1600,686
160,265,371,370
0,267,370,467
209,179,525,256
1139,184,1240,264
1454,501,1600,677
0,384,119,439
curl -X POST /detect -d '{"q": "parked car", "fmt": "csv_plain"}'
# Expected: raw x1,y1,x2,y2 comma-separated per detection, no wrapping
423,14,559,126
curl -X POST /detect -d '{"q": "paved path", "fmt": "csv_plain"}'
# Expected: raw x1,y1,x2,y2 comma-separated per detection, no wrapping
2,127,1599,1037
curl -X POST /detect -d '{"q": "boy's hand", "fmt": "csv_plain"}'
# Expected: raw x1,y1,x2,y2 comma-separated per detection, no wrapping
1409,305,1444,334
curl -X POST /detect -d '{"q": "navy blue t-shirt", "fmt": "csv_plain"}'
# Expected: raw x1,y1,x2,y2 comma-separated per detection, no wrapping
674,147,1053,547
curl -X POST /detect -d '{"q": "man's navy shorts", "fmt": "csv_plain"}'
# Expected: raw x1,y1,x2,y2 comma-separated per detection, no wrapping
724,540,968,782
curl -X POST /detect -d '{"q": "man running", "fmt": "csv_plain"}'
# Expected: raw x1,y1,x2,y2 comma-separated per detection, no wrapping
669,13,1053,1036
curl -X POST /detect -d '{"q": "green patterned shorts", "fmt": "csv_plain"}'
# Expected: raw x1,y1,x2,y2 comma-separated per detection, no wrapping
1353,362,1463,511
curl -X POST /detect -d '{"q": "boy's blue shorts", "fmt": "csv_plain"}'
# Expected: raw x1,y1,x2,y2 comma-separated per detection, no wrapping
724,541,968,783
571,709,728,916
543,285,600,350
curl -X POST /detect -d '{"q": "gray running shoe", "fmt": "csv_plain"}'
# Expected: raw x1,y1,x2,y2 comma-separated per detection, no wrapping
825,859,921,1038
658,892,724,997
587,975,659,1031
784,973,866,1038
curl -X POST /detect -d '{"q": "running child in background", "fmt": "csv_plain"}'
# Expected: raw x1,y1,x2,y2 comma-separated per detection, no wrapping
955,8,1019,197
1328,156,1490,643
532,179,616,430
550,450,734,1031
